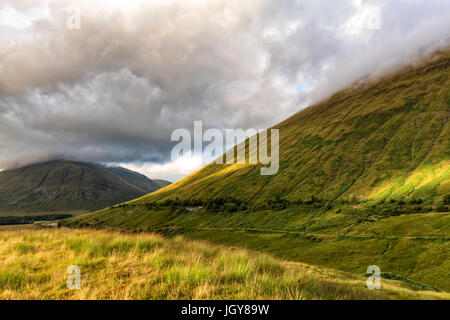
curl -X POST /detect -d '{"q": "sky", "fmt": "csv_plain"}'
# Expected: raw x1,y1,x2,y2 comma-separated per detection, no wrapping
0,0,449,181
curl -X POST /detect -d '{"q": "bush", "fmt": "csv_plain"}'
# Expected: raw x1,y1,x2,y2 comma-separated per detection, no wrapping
305,196,318,205
224,202,239,213
444,194,450,205
204,197,250,212
265,195,290,210
410,198,423,205
436,205,449,212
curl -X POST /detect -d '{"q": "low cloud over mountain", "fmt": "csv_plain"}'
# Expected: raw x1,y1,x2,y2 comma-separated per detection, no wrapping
1,0,449,180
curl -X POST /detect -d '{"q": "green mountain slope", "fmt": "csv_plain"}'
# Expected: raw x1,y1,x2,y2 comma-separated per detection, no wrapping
133,51,449,205
0,160,161,213
69,51,450,292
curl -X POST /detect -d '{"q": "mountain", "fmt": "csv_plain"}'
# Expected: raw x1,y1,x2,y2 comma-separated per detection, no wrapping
131,51,449,205
153,179,172,189
104,166,162,193
68,51,450,292
0,160,161,213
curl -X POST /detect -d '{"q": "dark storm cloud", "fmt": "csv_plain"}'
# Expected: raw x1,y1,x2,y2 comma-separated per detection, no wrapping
0,0,449,173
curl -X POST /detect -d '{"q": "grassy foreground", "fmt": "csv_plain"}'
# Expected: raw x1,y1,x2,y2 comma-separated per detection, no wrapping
0,228,448,300
67,204,450,292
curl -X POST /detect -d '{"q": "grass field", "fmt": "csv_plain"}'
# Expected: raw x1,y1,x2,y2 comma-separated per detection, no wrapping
66,203,450,292
0,228,448,300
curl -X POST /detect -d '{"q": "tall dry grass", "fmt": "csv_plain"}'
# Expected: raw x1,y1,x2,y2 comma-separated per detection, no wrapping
0,228,447,300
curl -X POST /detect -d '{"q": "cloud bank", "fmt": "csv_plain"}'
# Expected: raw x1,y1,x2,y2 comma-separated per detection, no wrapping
0,0,449,180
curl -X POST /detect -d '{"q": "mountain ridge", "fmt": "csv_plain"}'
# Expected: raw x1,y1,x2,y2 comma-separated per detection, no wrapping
0,159,162,213
128,51,450,205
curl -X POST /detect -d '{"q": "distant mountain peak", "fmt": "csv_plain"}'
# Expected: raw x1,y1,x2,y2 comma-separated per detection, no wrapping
0,160,162,214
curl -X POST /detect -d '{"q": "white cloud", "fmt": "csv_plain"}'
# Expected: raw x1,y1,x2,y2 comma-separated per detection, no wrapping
341,0,381,36
118,154,204,182
0,3,49,30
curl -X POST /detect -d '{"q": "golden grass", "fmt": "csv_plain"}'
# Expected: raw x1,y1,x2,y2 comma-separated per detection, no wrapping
0,228,448,300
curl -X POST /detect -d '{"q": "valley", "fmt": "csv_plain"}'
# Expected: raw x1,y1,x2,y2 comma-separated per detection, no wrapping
1,0,449,304
64,52,450,296
1,50,449,300
64,201,450,292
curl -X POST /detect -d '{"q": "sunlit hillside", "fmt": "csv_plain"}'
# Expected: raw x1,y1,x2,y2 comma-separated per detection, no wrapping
68,52,450,294
0,228,447,300
133,51,450,204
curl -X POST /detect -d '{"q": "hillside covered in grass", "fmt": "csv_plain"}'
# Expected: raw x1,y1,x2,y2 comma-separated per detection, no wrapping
133,51,450,205
0,228,447,300
0,160,162,214
67,202,450,292
68,51,450,294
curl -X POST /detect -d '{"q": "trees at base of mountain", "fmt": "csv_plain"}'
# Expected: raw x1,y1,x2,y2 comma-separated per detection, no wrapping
113,195,449,215
0,214,72,225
